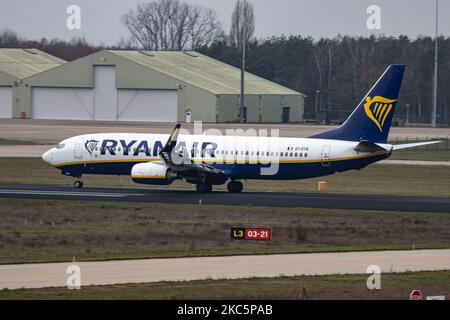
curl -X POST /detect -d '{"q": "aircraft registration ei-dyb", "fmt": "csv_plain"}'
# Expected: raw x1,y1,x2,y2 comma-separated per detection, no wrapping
42,64,440,193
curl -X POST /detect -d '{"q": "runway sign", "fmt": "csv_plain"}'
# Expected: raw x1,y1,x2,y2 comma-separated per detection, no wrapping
231,227,271,241
410,290,423,300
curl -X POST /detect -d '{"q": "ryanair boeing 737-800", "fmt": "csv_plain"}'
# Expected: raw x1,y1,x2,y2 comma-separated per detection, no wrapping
42,65,440,193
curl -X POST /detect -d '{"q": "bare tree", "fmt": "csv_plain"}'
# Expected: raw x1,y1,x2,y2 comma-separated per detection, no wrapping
0,29,20,47
229,0,255,49
121,0,223,51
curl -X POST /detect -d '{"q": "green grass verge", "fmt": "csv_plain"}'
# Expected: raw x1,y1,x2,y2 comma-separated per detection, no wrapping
1,199,449,264
0,139,36,145
390,150,450,161
1,270,449,300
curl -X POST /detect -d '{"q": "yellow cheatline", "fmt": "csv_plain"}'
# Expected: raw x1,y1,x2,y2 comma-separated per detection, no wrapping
55,158,158,167
54,150,388,168
132,175,165,179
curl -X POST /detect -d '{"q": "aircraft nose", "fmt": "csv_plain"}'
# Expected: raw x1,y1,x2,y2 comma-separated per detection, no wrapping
42,149,54,165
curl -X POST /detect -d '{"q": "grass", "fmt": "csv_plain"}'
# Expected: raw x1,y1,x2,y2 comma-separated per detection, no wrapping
0,139,36,145
1,270,449,300
1,157,449,197
390,150,450,161
0,198,449,264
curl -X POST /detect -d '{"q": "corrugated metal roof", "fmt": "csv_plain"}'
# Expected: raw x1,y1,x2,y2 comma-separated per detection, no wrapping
0,48,66,79
109,50,300,95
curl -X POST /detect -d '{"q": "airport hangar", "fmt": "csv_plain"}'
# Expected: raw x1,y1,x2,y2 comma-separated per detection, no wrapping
0,48,66,119
0,49,304,123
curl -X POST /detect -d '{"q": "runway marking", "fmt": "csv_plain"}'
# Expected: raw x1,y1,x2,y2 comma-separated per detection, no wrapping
0,189,140,198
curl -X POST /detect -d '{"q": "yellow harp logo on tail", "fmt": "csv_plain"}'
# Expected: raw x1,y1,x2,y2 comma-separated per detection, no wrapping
363,96,396,132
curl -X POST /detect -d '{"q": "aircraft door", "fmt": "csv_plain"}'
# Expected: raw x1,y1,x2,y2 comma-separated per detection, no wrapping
74,138,84,159
321,145,331,167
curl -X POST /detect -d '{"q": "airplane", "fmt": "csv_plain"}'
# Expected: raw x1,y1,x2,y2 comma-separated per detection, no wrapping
42,64,441,193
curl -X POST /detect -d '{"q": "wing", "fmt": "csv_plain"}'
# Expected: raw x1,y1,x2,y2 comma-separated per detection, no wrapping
159,123,223,174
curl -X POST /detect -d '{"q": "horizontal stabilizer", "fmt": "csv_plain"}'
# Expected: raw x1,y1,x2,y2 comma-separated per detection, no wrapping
354,140,388,153
392,141,442,151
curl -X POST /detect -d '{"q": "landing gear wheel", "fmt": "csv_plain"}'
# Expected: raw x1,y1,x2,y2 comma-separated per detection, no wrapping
227,180,243,193
196,182,212,193
74,180,84,189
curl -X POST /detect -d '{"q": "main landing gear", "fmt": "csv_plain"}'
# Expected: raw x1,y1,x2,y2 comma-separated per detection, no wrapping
227,180,243,193
74,180,84,188
195,180,243,193
196,182,212,193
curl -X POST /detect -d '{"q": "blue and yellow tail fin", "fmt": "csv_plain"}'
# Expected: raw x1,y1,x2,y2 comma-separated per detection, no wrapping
310,64,405,143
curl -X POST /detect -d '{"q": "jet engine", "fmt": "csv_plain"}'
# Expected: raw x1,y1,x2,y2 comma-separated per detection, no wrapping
131,162,177,185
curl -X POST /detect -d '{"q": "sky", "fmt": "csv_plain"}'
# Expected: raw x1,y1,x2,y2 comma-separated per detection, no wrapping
0,0,449,45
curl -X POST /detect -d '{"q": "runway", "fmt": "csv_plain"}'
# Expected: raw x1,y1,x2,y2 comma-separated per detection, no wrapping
1,249,449,289
0,183,449,213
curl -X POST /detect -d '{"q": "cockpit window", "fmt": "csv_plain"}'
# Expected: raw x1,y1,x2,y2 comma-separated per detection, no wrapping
56,143,65,149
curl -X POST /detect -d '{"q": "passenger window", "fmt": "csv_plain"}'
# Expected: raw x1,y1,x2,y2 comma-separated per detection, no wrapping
305,153,308,157
300,153,303,157
295,153,298,157
290,152,293,157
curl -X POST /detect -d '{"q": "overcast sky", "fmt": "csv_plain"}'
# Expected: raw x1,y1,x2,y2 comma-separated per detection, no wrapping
0,0,448,45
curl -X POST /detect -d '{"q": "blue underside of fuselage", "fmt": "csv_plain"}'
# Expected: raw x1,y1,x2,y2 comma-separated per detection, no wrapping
57,153,388,180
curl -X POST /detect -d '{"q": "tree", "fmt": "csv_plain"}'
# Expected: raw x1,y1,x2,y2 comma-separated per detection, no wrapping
121,0,223,51
0,29,20,47
229,0,255,49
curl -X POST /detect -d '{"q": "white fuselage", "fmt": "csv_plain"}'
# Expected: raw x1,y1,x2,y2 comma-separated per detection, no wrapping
42,133,392,181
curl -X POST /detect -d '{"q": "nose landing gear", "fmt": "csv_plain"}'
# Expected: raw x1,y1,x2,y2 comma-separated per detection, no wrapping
74,180,84,188
227,180,243,193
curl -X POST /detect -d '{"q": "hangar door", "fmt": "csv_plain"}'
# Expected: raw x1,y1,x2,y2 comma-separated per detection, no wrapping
32,65,177,121
0,87,12,118
117,89,177,122
32,66,116,120
32,87,94,120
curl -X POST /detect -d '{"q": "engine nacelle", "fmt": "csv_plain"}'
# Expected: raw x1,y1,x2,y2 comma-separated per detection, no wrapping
131,162,176,185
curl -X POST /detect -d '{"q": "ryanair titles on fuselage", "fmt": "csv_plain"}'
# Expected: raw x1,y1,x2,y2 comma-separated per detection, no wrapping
96,139,218,158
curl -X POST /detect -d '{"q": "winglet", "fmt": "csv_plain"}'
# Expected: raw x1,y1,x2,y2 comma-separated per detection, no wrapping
159,123,181,163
